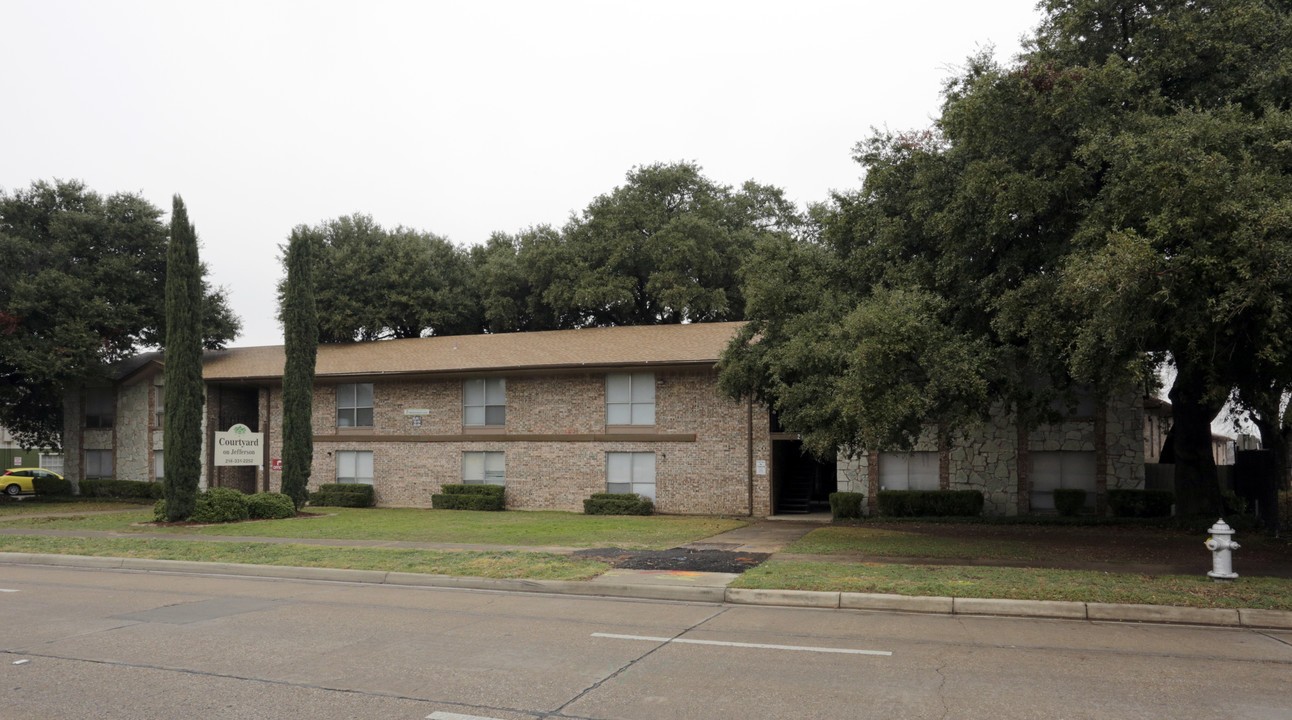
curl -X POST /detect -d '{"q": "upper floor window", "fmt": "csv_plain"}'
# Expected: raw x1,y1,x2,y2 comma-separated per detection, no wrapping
337,383,374,428
85,388,115,429
606,372,654,426
463,378,505,427
155,385,165,427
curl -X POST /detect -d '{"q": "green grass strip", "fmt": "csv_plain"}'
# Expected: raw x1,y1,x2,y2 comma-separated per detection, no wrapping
733,560,1292,611
0,507,745,550
0,536,610,581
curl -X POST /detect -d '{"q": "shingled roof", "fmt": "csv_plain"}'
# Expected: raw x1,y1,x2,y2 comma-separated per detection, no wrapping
202,321,743,382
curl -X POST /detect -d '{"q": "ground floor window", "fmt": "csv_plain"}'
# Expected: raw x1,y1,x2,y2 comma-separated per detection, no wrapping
154,450,163,481
1030,451,1096,510
606,452,655,500
336,450,374,485
878,451,939,491
463,451,505,485
85,450,113,479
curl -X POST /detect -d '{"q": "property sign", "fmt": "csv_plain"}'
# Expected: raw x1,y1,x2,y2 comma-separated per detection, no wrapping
214,423,264,466
755,460,767,476
12,457,21,467
271,458,282,472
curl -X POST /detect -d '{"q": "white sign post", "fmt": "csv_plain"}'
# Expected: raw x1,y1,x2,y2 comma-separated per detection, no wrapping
214,423,264,467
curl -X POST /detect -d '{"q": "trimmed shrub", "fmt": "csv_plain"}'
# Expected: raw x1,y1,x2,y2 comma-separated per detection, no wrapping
1052,488,1087,517
190,487,250,523
584,492,654,516
432,484,505,511
153,498,167,522
79,478,164,500
877,490,984,517
829,492,865,520
247,492,297,520
1107,489,1174,518
33,475,73,496
308,482,375,508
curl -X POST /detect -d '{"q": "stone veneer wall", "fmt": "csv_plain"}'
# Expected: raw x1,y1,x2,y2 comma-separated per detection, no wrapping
836,393,1145,516
257,368,771,515
113,380,151,482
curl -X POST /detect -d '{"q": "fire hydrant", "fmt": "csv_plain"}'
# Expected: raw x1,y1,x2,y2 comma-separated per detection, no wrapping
1204,519,1240,581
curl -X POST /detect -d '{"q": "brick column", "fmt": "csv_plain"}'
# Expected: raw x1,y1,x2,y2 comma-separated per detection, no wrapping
867,451,880,516
1095,396,1108,515
1016,426,1030,515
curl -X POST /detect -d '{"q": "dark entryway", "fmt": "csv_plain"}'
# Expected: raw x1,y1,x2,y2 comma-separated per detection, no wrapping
211,385,261,494
771,439,836,514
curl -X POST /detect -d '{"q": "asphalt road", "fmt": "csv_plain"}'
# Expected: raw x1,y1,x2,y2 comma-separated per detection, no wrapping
1,564,1289,720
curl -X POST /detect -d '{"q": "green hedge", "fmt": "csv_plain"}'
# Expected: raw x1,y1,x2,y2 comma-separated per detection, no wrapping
432,484,506,511
584,492,654,516
877,490,984,517
248,492,297,519
33,475,73,496
79,478,164,499
190,487,250,523
1107,489,1174,518
1053,488,1088,517
308,482,376,508
829,492,865,520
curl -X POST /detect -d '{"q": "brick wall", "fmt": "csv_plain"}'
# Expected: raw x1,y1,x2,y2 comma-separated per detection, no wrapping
256,368,770,515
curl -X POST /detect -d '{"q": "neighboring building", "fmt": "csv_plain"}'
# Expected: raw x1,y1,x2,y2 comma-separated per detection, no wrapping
0,426,63,475
836,392,1146,516
61,352,166,491
63,322,1148,516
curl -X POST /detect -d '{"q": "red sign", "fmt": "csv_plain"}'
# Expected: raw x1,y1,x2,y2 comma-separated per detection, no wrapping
271,458,282,472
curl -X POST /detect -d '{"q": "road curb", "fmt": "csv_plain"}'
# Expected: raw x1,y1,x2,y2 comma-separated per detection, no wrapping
5,552,1292,629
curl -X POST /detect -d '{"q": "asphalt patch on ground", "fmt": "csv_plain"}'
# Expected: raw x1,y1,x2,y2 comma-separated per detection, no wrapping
573,547,771,573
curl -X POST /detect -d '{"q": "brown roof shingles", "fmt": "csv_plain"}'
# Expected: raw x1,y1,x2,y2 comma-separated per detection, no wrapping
202,322,743,381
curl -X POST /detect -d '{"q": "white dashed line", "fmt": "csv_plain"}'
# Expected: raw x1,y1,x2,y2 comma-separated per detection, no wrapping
426,713,507,720
592,633,892,656
0,589,19,593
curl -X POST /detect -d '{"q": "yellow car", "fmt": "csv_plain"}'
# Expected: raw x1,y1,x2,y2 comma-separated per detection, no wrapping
2,468,62,495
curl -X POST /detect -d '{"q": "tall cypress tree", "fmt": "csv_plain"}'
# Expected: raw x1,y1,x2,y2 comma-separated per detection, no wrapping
280,227,318,508
162,195,205,520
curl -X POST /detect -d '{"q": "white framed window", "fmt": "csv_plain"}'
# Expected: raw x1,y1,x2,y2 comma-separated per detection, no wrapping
85,388,115,428
879,452,940,491
85,450,114,479
606,372,655,426
462,451,505,485
463,378,506,427
154,450,163,482
336,450,374,484
1030,451,1096,510
337,383,374,428
606,452,655,500
155,384,165,427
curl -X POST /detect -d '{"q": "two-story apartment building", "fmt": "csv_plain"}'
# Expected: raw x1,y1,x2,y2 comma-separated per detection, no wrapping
61,321,1147,516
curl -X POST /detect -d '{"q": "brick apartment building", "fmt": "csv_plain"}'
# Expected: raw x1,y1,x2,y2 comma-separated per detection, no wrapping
61,322,1146,516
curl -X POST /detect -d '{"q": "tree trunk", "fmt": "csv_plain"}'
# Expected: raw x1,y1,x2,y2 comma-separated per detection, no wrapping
1167,369,1225,518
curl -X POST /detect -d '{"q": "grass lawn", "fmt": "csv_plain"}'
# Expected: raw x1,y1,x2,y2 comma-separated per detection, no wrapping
732,559,1292,611
0,506,746,550
0,535,610,581
0,500,153,517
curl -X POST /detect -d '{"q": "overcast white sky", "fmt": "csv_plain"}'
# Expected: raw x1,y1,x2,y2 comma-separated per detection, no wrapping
2,0,1043,348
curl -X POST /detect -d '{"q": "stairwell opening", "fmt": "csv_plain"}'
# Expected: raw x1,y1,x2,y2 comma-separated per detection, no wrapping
771,439,836,515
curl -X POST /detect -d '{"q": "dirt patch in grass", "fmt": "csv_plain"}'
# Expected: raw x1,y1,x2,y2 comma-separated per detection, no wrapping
573,547,770,573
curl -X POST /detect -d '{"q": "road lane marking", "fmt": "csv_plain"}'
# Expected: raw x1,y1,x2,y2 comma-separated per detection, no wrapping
426,713,506,720
0,589,19,592
592,633,892,656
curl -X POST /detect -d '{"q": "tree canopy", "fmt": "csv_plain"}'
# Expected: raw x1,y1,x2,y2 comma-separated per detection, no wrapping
720,0,1292,515
288,162,804,338
0,180,240,449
